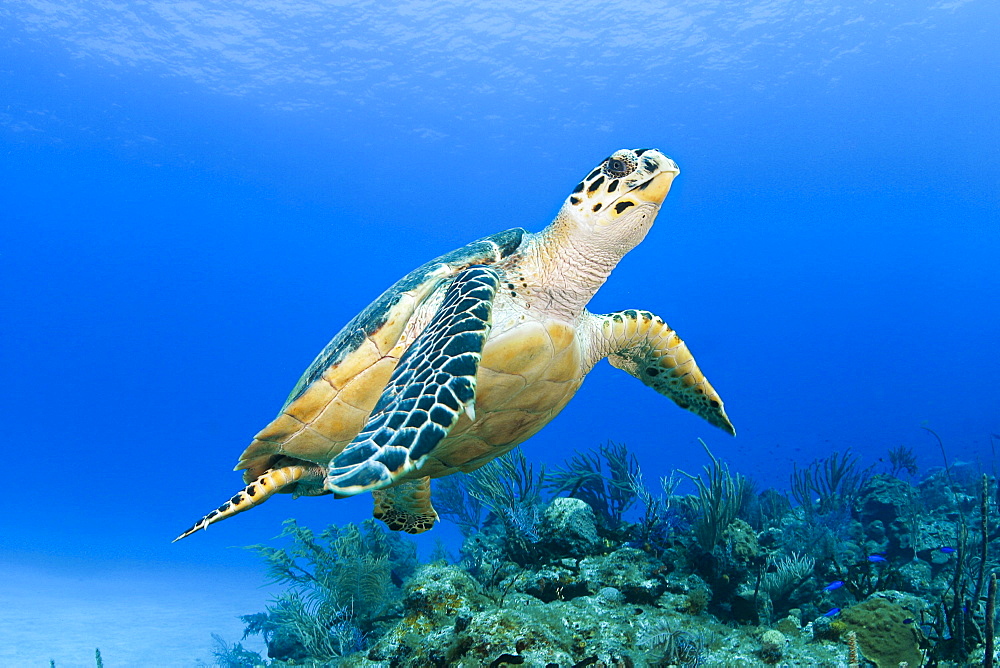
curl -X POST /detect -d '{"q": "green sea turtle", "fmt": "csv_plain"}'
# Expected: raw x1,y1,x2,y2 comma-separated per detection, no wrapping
175,148,734,541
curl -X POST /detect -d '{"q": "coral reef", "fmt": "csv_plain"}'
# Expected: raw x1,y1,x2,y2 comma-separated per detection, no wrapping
210,439,1000,667
837,595,922,668
758,628,786,663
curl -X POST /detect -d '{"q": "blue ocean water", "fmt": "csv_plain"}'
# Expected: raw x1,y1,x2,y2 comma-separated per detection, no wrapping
1,1,997,665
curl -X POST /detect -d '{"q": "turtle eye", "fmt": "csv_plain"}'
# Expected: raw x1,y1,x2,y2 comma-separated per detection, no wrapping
602,151,638,179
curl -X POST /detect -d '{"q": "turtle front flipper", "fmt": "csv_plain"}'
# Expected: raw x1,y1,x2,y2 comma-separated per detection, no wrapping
372,477,439,534
173,463,324,542
591,309,735,435
325,266,500,496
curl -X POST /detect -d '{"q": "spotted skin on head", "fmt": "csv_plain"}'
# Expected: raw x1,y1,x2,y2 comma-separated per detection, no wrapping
595,309,735,435
324,266,500,495
372,476,439,534
566,148,672,215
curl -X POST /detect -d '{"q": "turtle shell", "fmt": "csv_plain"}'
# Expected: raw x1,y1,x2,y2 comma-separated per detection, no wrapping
236,227,526,482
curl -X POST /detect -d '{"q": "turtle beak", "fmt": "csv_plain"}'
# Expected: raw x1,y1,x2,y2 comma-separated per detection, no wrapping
630,152,680,206
632,168,679,206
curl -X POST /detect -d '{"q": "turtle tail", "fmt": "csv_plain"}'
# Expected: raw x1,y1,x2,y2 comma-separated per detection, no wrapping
173,465,315,542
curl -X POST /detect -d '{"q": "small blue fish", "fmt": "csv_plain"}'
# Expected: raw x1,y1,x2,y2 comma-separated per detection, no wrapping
868,554,887,563
823,608,842,617
903,618,914,624
939,547,956,554
823,580,845,592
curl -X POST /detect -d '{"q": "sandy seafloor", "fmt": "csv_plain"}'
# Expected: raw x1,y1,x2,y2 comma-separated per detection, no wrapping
1,555,274,667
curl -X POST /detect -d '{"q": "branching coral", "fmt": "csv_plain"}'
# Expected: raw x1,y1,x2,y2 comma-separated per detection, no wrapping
433,474,485,537
680,440,752,552
467,448,545,518
743,487,793,531
639,619,703,667
629,470,686,553
242,593,363,662
545,441,639,528
467,448,546,545
262,521,397,618
790,449,872,515
210,633,265,668
887,445,918,477
240,519,404,662
761,551,815,599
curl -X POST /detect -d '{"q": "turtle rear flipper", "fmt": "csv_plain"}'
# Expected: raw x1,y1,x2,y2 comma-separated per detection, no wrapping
173,463,324,542
594,309,735,435
372,477,439,534
325,266,500,496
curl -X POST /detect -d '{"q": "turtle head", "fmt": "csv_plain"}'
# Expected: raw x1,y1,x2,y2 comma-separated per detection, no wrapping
560,148,679,254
